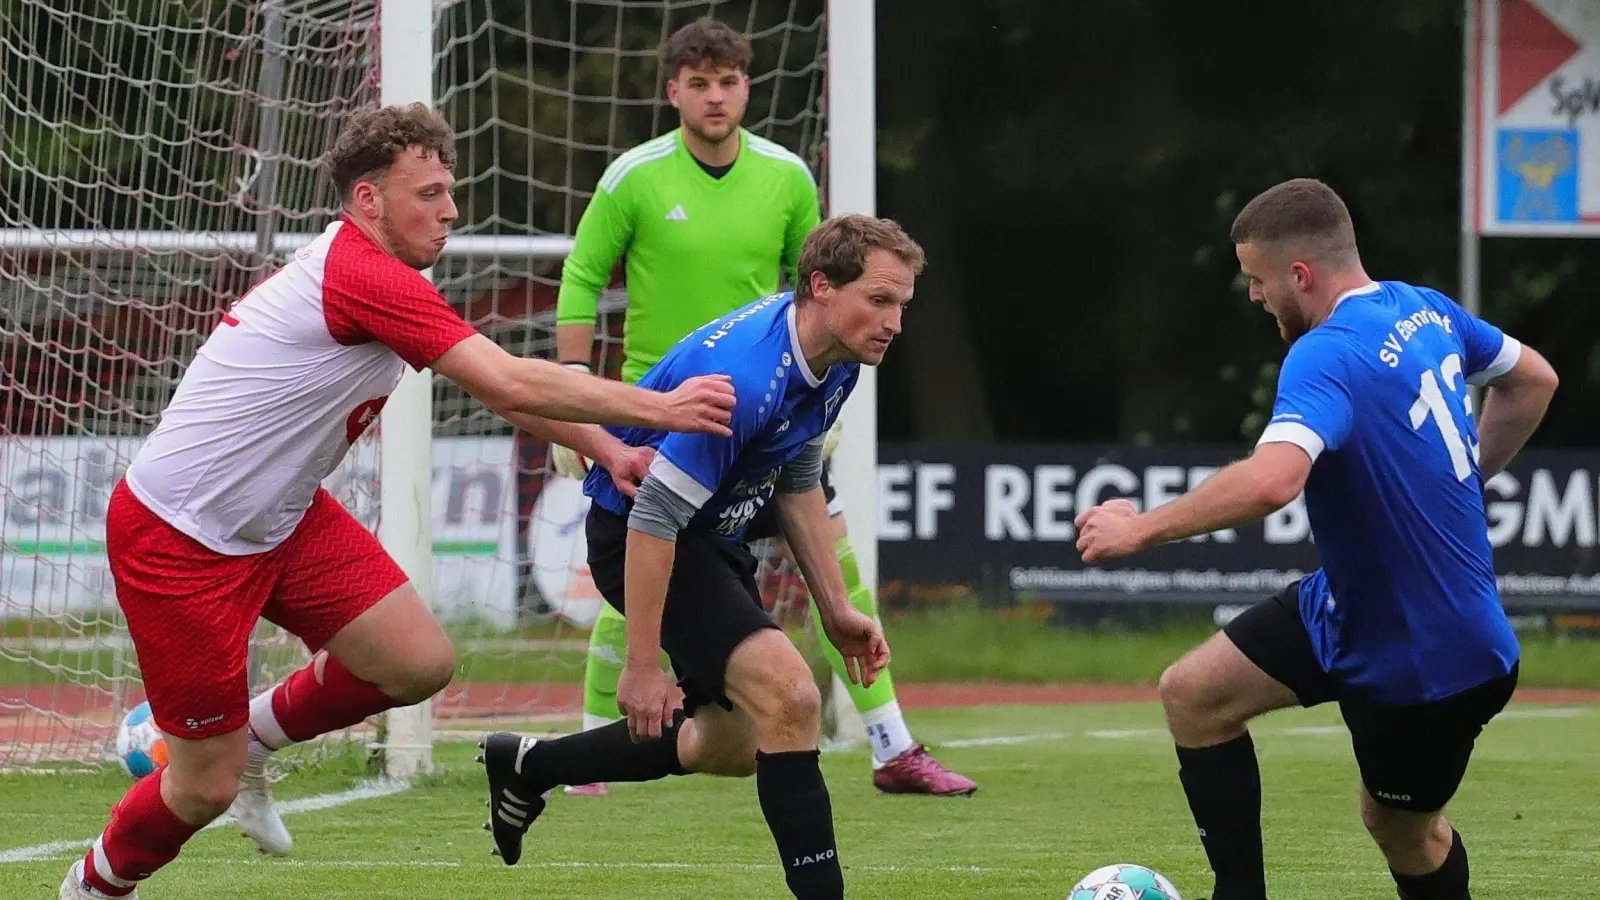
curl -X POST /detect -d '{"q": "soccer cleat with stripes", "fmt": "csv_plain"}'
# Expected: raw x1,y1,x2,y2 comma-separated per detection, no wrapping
479,732,551,865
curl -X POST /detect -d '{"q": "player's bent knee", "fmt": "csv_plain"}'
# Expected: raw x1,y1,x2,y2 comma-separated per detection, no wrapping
771,678,822,733
394,637,455,703
327,585,455,703
724,631,823,748
1158,657,1214,724
172,774,243,822
161,734,248,823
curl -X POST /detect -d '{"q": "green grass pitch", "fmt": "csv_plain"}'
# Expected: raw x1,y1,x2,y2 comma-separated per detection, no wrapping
2,699,1596,898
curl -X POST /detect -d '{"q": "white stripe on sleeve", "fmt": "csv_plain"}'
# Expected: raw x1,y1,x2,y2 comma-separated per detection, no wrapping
647,454,714,509
1467,335,1523,386
1256,421,1326,462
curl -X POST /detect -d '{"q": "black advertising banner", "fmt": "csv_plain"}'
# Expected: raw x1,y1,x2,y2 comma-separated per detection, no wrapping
877,443,1600,609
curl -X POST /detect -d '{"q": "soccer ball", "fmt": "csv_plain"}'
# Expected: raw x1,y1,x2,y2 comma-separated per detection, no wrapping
1068,863,1182,900
115,701,168,778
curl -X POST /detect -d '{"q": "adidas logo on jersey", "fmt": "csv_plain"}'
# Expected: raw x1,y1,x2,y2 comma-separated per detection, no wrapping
665,204,689,221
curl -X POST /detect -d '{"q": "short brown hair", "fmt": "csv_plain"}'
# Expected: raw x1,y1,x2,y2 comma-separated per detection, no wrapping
796,215,926,299
659,17,753,75
1229,178,1359,267
327,103,457,200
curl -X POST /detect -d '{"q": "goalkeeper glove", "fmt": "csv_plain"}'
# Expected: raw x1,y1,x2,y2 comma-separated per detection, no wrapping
821,418,844,462
550,362,593,479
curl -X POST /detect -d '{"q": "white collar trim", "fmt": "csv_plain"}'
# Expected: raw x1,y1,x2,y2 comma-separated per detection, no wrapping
1331,281,1381,311
786,302,827,387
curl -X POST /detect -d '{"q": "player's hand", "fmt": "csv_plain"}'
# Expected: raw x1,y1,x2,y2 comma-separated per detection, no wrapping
601,444,656,499
658,375,737,437
617,662,675,743
819,606,891,688
1074,498,1148,563
550,442,590,480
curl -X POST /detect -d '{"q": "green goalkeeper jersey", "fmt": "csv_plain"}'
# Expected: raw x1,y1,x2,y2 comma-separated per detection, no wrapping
556,128,821,383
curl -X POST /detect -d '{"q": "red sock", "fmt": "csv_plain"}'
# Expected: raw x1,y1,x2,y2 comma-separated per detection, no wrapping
81,770,203,897
249,654,400,747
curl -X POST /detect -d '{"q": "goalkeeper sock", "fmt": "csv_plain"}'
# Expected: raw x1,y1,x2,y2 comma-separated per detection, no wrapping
582,603,629,723
1176,733,1268,900
249,654,401,748
757,750,845,900
581,604,674,727
81,769,204,897
808,534,908,761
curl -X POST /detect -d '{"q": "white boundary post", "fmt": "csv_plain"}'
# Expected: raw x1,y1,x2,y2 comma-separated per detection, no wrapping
378,0,435,779
825,0,875,744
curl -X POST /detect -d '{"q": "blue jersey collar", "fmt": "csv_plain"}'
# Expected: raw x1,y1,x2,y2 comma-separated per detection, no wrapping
786,302,829,387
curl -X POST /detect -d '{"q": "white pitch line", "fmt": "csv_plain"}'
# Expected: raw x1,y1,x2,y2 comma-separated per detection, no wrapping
1498,706,1588,720
0,779,411,864
505,860,1010,875
941,731,1072,748
221,859,462,869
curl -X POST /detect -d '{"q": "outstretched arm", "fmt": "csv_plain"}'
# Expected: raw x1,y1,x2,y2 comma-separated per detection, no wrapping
1076,442,1311,563
432,334,735,435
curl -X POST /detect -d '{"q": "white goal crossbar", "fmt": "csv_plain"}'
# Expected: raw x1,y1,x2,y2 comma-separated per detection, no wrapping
0,230,573,259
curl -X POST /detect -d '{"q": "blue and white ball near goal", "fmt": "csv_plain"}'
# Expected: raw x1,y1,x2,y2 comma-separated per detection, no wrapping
115,701,169,778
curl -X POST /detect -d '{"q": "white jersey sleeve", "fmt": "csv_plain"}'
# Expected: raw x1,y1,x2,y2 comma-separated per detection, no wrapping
124,219,477,555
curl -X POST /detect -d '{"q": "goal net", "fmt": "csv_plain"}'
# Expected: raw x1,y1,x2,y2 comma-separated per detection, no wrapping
0,0,828,773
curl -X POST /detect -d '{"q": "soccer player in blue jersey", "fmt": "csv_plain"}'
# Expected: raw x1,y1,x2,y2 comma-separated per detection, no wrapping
478,214,923,900
1076,178,1558,900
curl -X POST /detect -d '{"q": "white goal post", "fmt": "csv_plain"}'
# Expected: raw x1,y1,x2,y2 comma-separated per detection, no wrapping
0,0,873,777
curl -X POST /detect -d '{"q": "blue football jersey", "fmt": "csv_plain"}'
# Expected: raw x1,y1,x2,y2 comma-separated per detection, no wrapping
585,292,859,540
1258,281,1522,704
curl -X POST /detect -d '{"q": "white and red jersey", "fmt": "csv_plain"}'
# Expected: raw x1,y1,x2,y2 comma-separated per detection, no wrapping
124,218,478,555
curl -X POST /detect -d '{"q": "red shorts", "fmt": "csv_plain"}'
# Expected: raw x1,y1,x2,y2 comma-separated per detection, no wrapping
107,480,409,739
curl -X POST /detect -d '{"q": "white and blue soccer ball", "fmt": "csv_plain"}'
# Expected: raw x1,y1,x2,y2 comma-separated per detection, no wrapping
115,701,168,778
1069,863,1182,900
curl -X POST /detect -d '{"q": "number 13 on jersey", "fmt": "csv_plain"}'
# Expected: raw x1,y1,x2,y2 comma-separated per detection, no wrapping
1409,353,1478,482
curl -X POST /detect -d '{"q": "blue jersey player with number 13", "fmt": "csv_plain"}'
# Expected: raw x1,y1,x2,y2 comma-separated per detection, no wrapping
1076,178,1559,900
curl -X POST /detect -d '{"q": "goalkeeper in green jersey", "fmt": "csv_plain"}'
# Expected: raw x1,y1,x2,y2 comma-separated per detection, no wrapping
550,16,977,798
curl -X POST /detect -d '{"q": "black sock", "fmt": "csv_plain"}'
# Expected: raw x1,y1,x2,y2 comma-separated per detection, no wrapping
755,750,843,900
525,712,688,791
1392,829,1470,900
1176,733,1267,900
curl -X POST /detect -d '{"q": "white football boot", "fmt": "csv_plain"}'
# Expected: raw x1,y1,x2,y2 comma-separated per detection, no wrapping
230,736,292,856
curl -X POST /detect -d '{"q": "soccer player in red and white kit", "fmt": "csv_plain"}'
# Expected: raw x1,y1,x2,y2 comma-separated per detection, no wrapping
60,104,737,900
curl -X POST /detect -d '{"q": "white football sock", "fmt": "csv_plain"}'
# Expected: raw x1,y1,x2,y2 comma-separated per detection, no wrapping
861,700,915,765
248,686,290,751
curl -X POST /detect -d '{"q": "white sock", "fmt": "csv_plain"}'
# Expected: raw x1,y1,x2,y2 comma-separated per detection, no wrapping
248,686,291,751
861,700,915,765
583,712,618,732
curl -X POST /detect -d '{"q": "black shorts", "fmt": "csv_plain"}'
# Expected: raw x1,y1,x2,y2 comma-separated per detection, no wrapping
586,506,778,715
743,463,840,542
1224,581,1518,812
